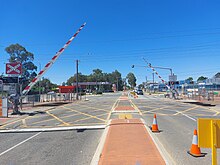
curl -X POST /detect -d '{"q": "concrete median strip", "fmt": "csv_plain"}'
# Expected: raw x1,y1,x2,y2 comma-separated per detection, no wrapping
0,125,106,133
90,120,111,165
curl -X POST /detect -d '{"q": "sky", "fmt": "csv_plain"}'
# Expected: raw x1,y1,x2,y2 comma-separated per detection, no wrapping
1,0,220,85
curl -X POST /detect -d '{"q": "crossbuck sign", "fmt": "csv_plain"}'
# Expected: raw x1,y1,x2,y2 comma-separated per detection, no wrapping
6,62,22,75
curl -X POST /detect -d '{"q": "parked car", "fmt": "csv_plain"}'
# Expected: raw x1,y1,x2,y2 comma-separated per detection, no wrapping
136,89,143,95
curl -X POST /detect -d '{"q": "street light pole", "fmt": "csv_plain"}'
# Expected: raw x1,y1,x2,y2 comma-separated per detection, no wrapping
132,65,173,76
152,72,155,93
116,77,119,92
149,64,173,76
76,60,79,100
38,63,41,102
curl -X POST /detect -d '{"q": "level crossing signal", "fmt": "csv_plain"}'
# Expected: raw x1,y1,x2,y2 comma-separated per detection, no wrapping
6,62,22,75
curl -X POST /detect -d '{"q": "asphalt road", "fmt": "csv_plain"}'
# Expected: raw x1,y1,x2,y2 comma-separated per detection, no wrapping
0,93,120,130
0,93,120,165
1,92,219,165
131,94,220,165
0,130,102,165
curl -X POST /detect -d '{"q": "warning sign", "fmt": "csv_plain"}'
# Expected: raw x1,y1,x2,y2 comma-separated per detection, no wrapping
6,62,22,75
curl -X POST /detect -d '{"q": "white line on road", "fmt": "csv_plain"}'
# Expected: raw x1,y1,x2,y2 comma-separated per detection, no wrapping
176,111,196,122
0,125,106,133
0,132,42,157
90,120,111,165
182,113,196,121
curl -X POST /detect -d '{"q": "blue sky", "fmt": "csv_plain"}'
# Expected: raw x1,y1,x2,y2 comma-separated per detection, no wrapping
1,0,220,85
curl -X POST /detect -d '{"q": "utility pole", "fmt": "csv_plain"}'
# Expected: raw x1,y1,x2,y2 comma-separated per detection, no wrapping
152,72,155,93
38,63,41,102
145,76,147,92
116,77,119,92
76,60,79,100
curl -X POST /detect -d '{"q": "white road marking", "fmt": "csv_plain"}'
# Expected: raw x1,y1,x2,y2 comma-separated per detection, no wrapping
182,113,197,121
0,125,106,133
0,132,42,157
176,110,196,122
90,120,111,165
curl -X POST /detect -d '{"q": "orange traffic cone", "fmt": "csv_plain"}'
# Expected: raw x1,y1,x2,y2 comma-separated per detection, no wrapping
151,114,160,132
187,129,206,157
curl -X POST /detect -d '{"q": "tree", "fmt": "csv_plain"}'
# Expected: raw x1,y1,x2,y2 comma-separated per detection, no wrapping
66,73,88,85
111,70,123,91
65,69,124,91
40,78,57,93
126,72,137,88
138,84,144,89
92,69,104,82
5,44,37,80
185,77,194,84
185,77,193,81
197,76,207,82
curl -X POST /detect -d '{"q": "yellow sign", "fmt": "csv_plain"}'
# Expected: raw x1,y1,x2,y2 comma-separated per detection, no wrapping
118,114,132,119
198,118,220,148
198,118,220,165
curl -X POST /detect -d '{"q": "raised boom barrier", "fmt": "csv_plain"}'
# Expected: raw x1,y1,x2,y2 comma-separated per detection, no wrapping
22,23,86,95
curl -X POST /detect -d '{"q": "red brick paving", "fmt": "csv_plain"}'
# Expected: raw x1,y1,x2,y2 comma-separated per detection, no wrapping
98,119,165,165
114,106,135,111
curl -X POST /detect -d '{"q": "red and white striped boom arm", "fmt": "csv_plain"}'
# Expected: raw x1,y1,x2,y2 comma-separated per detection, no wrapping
143,58,171,90
22,23,86,95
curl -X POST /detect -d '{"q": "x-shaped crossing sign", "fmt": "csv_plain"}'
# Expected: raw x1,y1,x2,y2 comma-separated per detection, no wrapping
6,62,22,75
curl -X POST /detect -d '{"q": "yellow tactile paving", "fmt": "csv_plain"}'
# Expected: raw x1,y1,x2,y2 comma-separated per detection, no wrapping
118,114,132,119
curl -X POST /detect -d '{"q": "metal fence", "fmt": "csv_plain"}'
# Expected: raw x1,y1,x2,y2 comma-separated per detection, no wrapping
178,88,220,102
20,93,80,109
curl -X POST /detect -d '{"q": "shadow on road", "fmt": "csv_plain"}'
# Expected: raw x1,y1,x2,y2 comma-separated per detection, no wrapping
11,111,46,116
33,102,71,107
183,102,216,107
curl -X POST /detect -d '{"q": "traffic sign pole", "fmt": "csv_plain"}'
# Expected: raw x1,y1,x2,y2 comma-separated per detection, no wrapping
211,120,217,165
0,80,3,98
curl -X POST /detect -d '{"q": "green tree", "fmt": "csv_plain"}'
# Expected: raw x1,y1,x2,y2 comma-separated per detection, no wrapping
65,69,124,91
40,78,57,93
126,72,137,88
66,73,88,85
111,70,123,91
5,44,37,80
185,77,193,82
92,69,104,82
197,76,207,82
29,77,57,94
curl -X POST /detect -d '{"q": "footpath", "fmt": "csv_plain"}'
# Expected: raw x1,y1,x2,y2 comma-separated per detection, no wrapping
93,93,166,165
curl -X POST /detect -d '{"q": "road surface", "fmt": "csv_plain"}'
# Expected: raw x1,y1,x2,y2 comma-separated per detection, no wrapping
0,92,219,165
